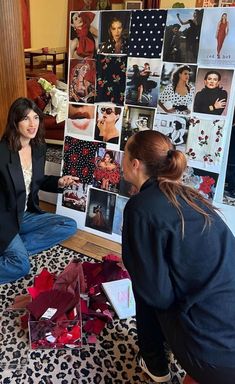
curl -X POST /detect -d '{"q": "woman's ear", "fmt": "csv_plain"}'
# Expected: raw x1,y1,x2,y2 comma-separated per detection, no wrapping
132,158,140,170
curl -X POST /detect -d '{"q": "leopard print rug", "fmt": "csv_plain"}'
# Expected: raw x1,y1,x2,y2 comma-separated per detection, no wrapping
0,245,185,384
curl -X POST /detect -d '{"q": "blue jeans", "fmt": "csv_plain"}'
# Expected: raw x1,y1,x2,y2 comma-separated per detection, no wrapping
0,211,77,284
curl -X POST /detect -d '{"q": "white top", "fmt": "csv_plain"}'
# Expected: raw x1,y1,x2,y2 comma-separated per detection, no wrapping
22,164,32,211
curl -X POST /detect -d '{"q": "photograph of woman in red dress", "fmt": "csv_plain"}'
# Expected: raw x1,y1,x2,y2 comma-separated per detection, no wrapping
216,13,229,59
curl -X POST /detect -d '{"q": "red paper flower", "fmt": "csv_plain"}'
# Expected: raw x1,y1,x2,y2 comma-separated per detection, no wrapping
199,176,215,194
28,268,56,299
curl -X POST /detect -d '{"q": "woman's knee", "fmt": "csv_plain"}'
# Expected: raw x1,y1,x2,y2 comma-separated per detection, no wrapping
21,257,30,276
61,216,78,236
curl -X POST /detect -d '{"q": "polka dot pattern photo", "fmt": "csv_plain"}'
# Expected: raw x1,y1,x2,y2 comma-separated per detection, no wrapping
128,9,167,58
63,136,106,185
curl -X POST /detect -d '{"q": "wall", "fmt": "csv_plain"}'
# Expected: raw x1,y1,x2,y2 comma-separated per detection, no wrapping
29,0,68,48
0,1,27,136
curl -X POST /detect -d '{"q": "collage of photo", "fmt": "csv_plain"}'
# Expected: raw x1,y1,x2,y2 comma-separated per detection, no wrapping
59,6,235,238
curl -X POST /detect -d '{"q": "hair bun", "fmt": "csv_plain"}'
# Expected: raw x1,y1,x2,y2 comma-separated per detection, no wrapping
167,149,174,159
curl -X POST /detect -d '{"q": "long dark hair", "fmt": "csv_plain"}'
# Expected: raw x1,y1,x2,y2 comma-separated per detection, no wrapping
172,65,191,93
104,150,114,162
127,130,216,234
2,97,45,152
108,17,123,40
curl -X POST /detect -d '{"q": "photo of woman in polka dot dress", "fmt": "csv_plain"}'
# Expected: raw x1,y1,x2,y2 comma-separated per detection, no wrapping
158,63,197,115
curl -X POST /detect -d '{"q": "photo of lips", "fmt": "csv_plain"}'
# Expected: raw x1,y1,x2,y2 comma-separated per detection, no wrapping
67,103,96,138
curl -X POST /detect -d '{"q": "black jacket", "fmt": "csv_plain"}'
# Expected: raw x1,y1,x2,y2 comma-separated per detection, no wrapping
122,178,235,366
0,139,60,253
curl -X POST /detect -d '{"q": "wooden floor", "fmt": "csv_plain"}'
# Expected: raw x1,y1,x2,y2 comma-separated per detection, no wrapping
40,201,121,261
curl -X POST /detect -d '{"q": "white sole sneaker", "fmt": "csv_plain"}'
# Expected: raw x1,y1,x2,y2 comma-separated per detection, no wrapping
139,356,171,383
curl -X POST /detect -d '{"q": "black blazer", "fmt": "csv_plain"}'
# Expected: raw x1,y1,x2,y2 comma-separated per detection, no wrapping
0,139,60,253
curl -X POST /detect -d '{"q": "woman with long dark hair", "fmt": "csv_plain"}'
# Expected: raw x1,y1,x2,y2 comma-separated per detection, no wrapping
158,65,195,115
99,16,128,54
122,130,235,384
0,98,78,284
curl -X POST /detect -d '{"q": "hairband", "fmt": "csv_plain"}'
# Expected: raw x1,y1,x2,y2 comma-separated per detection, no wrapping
167,149,174,159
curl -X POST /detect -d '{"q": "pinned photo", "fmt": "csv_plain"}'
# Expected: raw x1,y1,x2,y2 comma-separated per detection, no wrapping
85,188,116,234
94,104,123,146
154,113,190,152
98,11,131,54
198,7,235,66
182,166,219,201
62,136,106,187
96,54,127,105
128,9,167,59
186,117,225,169
158,63,197,116
125,57,162,108
162,8,204,63
67,103,96,138
120,105,155,151
69,58,96,104
69,11,99,59
93,148,122,193
193,68,234,116
62,183,87,212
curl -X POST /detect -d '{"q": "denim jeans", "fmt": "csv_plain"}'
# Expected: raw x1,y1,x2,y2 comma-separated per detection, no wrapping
0,211,77,284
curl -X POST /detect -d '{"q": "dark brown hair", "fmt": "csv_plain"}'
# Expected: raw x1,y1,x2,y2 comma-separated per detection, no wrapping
104,150,114,162
204,70,221,81
127,130,216,234
2,97,45,152
172,65,191,93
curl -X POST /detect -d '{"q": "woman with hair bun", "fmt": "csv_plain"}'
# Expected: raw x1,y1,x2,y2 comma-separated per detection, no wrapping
122,130,235,384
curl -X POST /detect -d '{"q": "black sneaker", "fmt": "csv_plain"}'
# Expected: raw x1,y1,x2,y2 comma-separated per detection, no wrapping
138,356,171,383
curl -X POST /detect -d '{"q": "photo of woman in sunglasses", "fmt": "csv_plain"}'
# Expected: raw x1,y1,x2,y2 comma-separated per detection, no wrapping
94,104,123,145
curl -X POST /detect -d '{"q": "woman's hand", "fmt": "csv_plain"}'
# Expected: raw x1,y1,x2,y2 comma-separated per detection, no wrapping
97,118,106,135
214,98,226,110
58,175,79,188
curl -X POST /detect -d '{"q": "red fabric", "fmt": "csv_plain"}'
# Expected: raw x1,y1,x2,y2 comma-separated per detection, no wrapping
217,21,228,54
75,12,95,57
83,318,106,335
26,289,78,321
28,268,56,299
184,374,200,384
103,254,122,262
54,260,87,294
82,259,129,290
35,96,47,110
27,79,44,100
